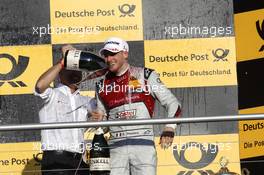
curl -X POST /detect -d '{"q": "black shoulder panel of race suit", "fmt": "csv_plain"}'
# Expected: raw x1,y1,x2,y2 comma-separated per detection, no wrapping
144,68,154,80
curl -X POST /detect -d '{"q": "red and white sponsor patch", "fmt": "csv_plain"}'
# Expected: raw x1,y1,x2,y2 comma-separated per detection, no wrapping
116,109,136,119
107,47,119,52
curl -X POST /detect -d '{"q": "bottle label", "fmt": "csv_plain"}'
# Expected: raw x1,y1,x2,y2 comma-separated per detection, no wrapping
66,50,81,70
90,157,110,171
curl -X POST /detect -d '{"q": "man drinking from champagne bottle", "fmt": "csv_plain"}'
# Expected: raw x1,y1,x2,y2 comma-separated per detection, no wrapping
35,45,102,175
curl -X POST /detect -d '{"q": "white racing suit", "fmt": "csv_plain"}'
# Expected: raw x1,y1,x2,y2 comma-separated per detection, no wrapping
96,66,181,175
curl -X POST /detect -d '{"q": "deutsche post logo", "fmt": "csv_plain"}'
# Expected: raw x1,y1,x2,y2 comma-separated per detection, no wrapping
0,54,29,87
212,48,229,62
173,142,218,175
118,4,136,17
33,152,43,166
256,20,264,52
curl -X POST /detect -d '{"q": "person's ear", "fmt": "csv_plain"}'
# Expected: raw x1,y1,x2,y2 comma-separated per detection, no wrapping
123,51,129,59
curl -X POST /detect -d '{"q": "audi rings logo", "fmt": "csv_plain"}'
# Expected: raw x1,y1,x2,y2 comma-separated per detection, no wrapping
0,53,29,87
212,48,229,62
256,20,264,52
118,4,136,17
173,142,218,175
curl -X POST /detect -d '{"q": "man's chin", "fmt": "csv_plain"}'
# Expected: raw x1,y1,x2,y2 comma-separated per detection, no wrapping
108,67,118,73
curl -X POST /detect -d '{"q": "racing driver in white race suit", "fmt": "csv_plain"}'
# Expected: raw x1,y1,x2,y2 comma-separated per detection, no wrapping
95,37,181,175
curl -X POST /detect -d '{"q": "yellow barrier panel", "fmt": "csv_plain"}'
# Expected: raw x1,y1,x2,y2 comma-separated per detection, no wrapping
0,45,52,95
0,142,42,175
156,134,241,175
0,134,240,175
235,9,264,62
145,37,237,88
50,0,143,44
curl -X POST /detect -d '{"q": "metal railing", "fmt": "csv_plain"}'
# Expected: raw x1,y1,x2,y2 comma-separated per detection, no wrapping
1,113,263,175
0,113,263,131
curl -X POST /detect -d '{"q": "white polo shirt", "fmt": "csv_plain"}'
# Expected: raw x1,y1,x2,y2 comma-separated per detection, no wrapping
35,84,96,153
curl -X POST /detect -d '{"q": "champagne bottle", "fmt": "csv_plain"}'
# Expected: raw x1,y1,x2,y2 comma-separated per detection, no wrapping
64,50,107,72
89,127,110,175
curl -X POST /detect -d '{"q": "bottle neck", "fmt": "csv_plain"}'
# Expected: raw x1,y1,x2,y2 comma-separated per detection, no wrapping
95,127,104,135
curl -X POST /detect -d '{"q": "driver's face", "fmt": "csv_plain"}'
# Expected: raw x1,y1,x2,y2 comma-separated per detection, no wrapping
102,50,128,73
